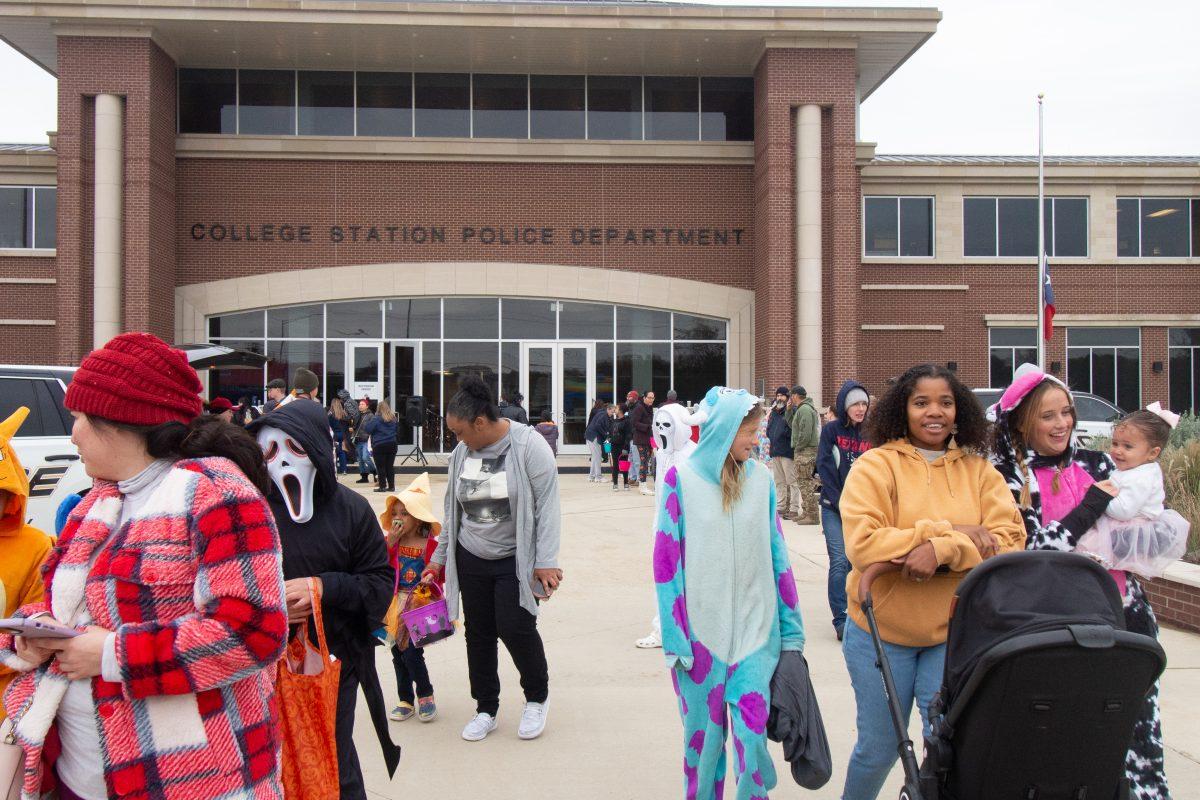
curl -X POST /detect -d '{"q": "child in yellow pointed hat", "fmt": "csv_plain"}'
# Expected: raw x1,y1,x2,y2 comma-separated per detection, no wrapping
379,473,443,723
0,407,55,721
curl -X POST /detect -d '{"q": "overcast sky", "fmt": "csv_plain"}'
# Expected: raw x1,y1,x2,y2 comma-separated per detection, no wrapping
1,0,1196,154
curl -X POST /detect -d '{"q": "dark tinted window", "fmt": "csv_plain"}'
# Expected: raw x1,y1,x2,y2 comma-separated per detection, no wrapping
1052,197,1088,257
0,378,51,437
33,188,55,249
356,72,413,137
559,302,613,339
587,75,641,141
325,341,344,402
1140,198,1190,257
1074,395,1120,422
443,342,499,408
617,306,670,340
963,198,996,256
1068,327,1139,347
644,76,698,141
239,70,295,135
209,310,264,339
617,342,670,398
673,313,726,341
502,299,556,339
326,300,382,338
864,198,897,256
443,298,498,339
385,298,441,338
899,197,933,257
298,71,353,136
179,68,237,133
266,341,323,388
473,74,528,139
414,73,470,137
0,188,27,248
997,198,1037,257
700,77,753,142
267,305,323,338
990,327,1036,347
673,343,725,404
530,75,585,139
1117,198,1138,256
1170,327,1200,347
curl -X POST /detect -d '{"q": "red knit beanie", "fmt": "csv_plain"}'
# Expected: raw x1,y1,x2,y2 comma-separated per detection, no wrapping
65,333,203,426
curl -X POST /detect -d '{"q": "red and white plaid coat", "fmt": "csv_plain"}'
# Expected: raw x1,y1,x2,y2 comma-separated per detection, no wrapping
0,457,289,800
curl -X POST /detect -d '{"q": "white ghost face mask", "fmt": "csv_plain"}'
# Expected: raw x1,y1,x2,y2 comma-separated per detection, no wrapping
654,405,695,456
256,426,316,524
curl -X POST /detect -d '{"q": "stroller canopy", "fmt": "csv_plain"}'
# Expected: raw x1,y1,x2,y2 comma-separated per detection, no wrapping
944,551,1125,693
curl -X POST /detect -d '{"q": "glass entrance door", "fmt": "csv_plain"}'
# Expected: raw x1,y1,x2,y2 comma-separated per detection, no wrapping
390,342,421,447
348,342,384,403
521,342,595,456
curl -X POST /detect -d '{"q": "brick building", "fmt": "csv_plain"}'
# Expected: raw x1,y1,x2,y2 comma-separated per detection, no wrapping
0,0,1197,453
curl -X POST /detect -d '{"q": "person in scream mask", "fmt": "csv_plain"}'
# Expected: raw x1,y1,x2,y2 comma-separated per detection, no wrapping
247,400,399,799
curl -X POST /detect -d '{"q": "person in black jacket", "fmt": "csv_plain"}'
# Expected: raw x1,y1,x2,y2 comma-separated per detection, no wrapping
498,393,529,425
584,399,611,482
767,386,798,520
629,391,656,493
607,404,632,491
247,401,399,799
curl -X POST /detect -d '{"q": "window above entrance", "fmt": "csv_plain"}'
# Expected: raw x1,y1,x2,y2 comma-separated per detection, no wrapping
178,69,753,142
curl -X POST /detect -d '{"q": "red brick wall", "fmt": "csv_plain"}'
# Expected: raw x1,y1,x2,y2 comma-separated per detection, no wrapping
853,262,1197,403
175,161,754,289
752,48,859,402
0,260,58,363
54,36,177,365
1143,577,1200,634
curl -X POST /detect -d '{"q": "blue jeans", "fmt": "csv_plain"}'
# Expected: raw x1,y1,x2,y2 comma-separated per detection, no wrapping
627,444,640,482
841,620,945,800
333,433,348,473
356,442,376,475
820,506,851,633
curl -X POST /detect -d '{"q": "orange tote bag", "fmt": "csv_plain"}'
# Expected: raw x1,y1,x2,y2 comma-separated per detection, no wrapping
277,578,341,800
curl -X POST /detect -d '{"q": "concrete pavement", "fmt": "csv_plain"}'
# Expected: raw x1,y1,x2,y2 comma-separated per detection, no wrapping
348,471,1200,800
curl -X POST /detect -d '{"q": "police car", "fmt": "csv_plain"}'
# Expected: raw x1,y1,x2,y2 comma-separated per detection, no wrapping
0,365,88,534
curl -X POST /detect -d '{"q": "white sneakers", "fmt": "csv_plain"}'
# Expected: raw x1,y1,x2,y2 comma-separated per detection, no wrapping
639,484,654,496
518,701,550,740
461,701,549,742
461,712,498,741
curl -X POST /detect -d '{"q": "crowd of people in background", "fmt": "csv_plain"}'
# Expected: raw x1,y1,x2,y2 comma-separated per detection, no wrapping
0,332,1184,800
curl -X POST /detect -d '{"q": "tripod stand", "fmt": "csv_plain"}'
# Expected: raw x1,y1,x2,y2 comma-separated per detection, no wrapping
398,404,433,468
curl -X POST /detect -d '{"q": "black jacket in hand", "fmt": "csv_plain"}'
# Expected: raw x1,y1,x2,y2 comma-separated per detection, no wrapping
767,650,832,789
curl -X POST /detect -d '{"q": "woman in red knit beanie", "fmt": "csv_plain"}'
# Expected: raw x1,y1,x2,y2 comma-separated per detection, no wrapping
0,332,289,800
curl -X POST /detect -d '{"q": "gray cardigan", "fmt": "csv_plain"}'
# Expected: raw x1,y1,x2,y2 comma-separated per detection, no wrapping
432,421,562,618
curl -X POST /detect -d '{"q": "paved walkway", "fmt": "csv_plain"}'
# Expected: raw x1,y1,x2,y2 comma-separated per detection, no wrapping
346,472,1200,800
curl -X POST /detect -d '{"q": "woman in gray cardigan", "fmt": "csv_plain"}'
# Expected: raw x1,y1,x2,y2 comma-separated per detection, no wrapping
422,376,563,743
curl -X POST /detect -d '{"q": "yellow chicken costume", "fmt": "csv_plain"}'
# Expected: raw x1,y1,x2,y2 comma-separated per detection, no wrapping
0,407,54,721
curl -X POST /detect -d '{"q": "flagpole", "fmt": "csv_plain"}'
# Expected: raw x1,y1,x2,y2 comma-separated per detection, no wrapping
1036,94,1046,371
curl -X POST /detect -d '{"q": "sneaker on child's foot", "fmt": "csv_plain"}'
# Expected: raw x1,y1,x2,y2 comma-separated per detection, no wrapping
612,485,620,492
417,695,437,722
639,484,654,496
461,712,498,741
635,631,662,649
518,701,550,740
389,702,415,722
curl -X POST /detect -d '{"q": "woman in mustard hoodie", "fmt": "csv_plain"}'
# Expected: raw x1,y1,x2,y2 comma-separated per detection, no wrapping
837,364,1025,800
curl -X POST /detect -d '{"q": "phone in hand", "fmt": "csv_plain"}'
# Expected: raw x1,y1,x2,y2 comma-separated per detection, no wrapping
531,579,551,600
0,617,81,639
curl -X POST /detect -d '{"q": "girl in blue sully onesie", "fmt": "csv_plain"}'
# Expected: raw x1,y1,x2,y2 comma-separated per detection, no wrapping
654,387,806,800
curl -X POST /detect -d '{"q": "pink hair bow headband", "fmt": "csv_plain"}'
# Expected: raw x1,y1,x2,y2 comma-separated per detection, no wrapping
1146,401,1180,429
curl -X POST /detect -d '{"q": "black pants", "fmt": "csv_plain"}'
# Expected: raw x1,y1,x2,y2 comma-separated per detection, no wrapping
334,657,367,800
391,643,433,703
456,544,549,716
611,451,628,487
373,442,398,490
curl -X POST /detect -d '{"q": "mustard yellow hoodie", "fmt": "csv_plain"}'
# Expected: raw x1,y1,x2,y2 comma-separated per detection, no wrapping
0,408,54,721
840,438,1025,647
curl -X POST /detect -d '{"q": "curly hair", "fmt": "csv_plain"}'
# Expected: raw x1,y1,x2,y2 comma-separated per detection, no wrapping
865,364,990,451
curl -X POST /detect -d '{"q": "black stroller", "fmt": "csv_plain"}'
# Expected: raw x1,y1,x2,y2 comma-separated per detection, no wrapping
859,551,1166,800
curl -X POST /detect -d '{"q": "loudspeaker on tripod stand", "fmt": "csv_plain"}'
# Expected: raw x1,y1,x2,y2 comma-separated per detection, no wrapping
405,396,426,428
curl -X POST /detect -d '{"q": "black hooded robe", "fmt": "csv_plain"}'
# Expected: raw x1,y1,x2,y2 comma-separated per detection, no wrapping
247,400,400,798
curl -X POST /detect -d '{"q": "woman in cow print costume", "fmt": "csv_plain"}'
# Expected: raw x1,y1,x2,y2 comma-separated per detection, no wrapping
990,363,1168,800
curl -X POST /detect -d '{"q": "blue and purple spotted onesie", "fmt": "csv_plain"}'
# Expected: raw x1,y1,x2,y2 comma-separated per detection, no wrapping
654,387,806,800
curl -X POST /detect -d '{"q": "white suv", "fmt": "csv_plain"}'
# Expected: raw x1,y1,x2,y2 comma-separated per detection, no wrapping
0,365,89,534
973,388,1123,448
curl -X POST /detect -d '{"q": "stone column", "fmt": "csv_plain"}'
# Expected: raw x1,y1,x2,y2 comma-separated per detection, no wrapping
795,103,822,404
93,92,123,347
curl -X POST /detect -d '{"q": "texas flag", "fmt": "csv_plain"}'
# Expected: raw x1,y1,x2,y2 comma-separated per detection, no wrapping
1042,262,1056,341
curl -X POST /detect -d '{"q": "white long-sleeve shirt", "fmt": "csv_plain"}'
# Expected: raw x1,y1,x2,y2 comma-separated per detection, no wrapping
1104,462,1165,522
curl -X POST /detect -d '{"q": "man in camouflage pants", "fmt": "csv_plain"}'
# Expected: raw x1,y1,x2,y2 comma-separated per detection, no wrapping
785,385,821,525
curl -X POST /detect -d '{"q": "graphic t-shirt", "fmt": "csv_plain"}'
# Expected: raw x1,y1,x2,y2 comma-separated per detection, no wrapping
457,432,518,560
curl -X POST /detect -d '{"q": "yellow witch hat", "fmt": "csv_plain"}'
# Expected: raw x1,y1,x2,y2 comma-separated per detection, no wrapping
379,472,442,538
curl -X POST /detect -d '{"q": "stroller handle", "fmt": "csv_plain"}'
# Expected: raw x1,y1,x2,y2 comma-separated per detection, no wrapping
858,561,902,605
